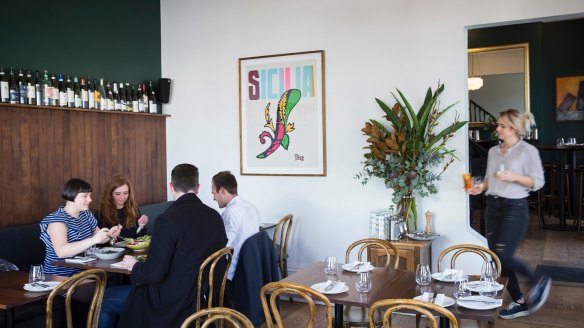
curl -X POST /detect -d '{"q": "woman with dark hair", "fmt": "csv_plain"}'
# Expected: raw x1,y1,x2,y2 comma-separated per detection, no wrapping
469,109,550,319
96,175,148,239
39,178,121,276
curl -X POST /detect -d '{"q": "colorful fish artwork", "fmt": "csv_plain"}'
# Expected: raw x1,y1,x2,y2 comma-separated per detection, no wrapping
256,89,301,159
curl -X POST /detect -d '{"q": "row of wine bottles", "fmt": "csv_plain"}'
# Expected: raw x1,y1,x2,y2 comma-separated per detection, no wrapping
0,67,158,113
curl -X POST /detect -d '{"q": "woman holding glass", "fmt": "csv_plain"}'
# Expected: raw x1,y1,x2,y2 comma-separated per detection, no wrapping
468,109,550,319
96,175,148,239
39,178,121,276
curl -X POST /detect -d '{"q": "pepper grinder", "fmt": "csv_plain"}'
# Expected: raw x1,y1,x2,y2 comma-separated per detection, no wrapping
425,210,432,233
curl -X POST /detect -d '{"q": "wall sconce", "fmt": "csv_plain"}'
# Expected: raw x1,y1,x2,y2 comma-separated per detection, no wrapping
468,53,483,91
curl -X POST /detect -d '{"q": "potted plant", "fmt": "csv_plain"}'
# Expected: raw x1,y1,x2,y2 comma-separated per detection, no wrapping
356,83,467,231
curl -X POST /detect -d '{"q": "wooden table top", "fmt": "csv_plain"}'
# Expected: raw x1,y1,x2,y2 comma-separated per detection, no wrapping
281,262,508,322
0,271,69,310
51,248,139,275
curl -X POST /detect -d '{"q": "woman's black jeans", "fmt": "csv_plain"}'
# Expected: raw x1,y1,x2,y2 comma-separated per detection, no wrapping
485,195,535,302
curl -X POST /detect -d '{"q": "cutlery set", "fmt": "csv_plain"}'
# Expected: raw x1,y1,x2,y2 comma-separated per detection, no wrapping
324,281,337,292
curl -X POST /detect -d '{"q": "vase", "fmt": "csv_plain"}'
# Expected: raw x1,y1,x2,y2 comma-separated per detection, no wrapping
398,195,417,233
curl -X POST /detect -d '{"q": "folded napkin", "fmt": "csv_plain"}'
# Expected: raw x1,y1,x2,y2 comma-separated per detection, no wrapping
458,297,503,306
440,268,461,280
422,292,445,305
65,256,97,264
322,280,346,293
110,261,125,268
350,261,371,271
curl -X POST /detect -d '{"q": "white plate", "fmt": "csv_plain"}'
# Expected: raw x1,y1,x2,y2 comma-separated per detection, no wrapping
465,281,504,293
432,272,468,282
342,263,374,273
311,282,349,294
456,296,502,310
95,247,125,260
414,295,455,307
23,281,60,292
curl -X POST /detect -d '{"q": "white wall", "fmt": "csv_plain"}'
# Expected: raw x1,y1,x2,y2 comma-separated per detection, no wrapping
160,0,584,273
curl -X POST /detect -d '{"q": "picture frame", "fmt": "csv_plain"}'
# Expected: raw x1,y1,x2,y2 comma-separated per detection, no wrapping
555,75,584,122
239,50,326,176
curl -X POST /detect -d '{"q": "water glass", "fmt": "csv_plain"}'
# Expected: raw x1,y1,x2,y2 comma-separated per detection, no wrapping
29,264,45,283
355,271,372,293
567,137,577,145
557,138,565,146
324,256,338,275
453,276,471,299
415,264,432,286
479,276,498,298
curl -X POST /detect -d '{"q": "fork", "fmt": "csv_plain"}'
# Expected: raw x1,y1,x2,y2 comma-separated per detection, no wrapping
352,262,364,271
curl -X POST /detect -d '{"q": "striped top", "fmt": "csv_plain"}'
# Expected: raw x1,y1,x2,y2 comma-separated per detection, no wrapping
39,207,98,276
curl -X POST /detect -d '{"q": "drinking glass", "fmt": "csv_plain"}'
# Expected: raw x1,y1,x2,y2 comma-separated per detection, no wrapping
496,163,505,177
453,276,470,299
355,271,372,293
472,176,484,189
557,138,565,146
324,256,338,275
29,264,45,284
479,276,498,298
415,264,432,286
567,137,577,145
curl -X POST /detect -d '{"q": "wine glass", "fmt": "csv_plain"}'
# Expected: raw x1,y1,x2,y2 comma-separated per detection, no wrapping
557,138,565,146
324,256,338,275
567,137,577,145
29,264,45,284
355,271,372,293
415,264,432,286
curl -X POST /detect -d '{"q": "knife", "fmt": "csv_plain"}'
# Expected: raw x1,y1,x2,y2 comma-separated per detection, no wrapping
431,292,438,303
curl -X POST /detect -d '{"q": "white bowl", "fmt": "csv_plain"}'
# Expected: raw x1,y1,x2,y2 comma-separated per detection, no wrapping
94,247,125,260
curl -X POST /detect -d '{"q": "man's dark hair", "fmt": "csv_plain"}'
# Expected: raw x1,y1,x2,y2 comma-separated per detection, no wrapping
171,164,199,193
61,178,92,201
212,171,238,195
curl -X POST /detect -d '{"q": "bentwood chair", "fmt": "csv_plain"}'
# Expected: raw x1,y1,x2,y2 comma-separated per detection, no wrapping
180,307,254,328
369,299,458,328
261,281,333,328
46,269,107,328
272,214,293,279
196,247,233,314
342,239,401,327
437,244,501,276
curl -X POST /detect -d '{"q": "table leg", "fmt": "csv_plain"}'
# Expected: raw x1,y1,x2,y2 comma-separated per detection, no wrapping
560,151,567,228
5,308,15,328
439,316,449,328
570,150,577,220
334,303,343,328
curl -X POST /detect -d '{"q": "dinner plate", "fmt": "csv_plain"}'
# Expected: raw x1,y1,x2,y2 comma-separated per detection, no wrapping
342,263,374,273
23,281,60,292
414,295,455,307
456,296,502,310
311,282,349,294
431,272,468,282
465,280,504,292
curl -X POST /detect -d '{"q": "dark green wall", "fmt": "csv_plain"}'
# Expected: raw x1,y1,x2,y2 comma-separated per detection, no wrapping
469,20,584,149
0,0,161,87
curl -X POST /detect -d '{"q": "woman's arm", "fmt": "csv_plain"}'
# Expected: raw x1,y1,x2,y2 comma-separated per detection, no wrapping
48,223,111,258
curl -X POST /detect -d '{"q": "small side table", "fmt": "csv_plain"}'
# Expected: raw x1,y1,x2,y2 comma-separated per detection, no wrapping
367,238,432,272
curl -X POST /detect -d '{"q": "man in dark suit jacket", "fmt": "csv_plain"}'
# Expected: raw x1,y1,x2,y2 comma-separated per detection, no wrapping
98,164,228,328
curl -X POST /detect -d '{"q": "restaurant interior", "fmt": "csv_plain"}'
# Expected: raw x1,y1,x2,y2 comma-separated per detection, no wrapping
1,1,584,327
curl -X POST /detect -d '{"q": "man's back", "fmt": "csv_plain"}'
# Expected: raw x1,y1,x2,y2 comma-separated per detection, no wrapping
120,193,227,328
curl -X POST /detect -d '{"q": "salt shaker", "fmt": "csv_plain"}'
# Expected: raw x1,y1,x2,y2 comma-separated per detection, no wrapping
425,210,432,233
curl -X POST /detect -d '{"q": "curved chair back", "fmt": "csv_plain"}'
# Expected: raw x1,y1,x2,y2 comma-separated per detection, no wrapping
261,281,333,328
369,299,458,328
437,244,501,276
180,307,254,328
272,214,293,278
46,269,107,328
197,247,233,313
345,238,400,269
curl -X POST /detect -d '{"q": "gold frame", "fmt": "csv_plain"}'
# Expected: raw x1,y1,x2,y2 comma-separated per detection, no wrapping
468,43,530,127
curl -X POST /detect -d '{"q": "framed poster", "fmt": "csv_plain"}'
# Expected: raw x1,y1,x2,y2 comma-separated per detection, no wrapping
555,75,584,122
239,50,326,176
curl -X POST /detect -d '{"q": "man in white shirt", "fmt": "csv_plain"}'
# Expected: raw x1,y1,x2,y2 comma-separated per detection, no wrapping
211,171,261,281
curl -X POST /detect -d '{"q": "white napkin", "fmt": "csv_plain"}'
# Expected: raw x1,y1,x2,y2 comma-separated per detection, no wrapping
440,268,460,280
322,280,346,293
65,256,97,263
423,292,445,305
351,261,371,271
458,297,503,307
110,261,125,268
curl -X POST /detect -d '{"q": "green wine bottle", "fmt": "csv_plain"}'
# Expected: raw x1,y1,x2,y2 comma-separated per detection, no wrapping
0,67,8,103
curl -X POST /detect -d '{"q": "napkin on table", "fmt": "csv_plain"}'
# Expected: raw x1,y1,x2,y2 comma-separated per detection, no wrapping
351,261,371,271
440,268,461,279
65,257,96,264
422,292,445,305
322,280,346,293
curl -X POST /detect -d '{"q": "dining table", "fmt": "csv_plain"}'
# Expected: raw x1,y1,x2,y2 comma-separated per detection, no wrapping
0,271,70,328
51,248,136,275
280,262,508,328
537,144,584,230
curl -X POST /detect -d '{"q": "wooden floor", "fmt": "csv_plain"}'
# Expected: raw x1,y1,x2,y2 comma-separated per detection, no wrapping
265,214,584,327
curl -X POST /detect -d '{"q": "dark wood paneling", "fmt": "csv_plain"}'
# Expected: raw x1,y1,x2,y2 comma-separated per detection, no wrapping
0,103,168,228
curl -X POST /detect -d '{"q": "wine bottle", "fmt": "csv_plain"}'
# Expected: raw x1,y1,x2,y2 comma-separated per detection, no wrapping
106,81,114,111
49,73,58,106
9,68,19,104
18,69,27,104
137,83,144,112
41,70,52,106
131,84,139,112
148,81,157,114
73,76,82,108
0,67,8,103
98,78,106,110
58,74,67,107
112,82,121,111
118,82,127,111
26,70,35,105
141,84,149,113
66,75,74,107
86,77,94,109
125,83,133,112
34,71,41,105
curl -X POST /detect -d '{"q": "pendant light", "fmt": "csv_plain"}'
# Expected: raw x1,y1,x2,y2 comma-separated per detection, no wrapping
468,53,483,91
